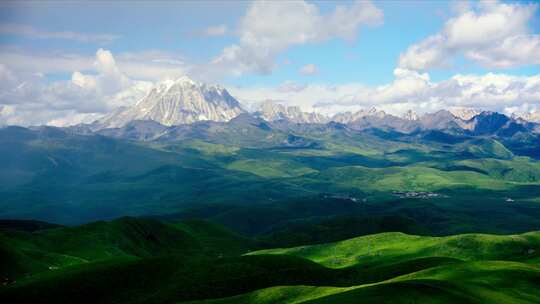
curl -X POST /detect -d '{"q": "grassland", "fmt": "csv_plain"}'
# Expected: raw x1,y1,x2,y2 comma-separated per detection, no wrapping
2,124,540,303
1,219,539,304
188,232,540,304
250,231,540,268
0,217,256,280
2,124,540,228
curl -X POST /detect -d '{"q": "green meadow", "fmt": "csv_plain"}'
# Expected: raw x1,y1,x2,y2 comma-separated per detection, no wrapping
1,124,540,303
1,219,539,304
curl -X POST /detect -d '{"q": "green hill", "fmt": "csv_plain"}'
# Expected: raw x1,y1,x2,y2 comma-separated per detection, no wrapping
2,125,540,303
0,217,256,280
187,232,540,304
2,227,539,304
3,125,540,227
251,231,540,268
182,260,540,304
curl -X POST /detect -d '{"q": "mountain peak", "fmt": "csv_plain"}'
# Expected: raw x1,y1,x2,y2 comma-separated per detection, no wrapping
151,76,225,96
402,110,419,121
95,78,244,129
514,109,540,123
257,100,328,123
330,107,387,124
449,107,481,120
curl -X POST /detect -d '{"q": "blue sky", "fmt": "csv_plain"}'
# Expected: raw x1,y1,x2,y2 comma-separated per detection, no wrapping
0,0,539,125
0,1,465,85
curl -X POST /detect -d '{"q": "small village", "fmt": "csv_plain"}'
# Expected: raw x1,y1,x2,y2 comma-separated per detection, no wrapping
392,191,449,199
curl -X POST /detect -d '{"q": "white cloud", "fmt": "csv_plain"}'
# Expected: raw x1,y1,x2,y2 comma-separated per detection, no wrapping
2,50,539,126
2,1,538,127
399,1,540,70
115,50,188,81
230,70,540,117
0,48,94,76
0,64,17,91
299,64,318,75
0,47,188,82
0,23,119,43
0,49,153,126
465,34,540,68
206,0,383,77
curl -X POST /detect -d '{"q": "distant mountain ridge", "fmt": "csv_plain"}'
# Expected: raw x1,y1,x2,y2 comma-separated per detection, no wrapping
255,101,328,124
73,77,539,136
449,107,481,120
66,109,540,147
514,109,540,123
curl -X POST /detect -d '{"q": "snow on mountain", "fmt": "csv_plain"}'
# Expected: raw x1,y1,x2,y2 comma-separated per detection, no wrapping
90,75,538,136
330,107,387,124
257,101,328,123
401,110,419,121
449,107,481,121
95,76,245,129
515,109,540,123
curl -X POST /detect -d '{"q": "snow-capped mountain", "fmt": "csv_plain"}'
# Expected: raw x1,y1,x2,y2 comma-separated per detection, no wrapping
257,101,328,123
449,107,481,121
516,109,540,123
95,76,244,129
401,110,419,121
330,107,387,124
465,111,528,136
419,110,465,130
89,76,539,137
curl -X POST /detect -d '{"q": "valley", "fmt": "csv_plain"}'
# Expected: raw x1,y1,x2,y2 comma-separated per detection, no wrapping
2,77,540,303
3,1,540,302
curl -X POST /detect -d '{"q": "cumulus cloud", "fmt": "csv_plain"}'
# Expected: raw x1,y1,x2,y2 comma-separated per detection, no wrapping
0,49,153,126
2,1,539,127
76,48,132,94
399,1,540,70
230,70,540,116
0,47,188,82
299,64,318,75
206,0,383,77
0,23,119,43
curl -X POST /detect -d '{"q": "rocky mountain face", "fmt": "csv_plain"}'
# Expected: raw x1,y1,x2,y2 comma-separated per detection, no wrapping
330,108,387,124
84,77,540,138
449,107,481,120
401,110,419,121
516,110,540,123
256,101,328,124
464,111,529,137
95,76,244,129
419,110,465,130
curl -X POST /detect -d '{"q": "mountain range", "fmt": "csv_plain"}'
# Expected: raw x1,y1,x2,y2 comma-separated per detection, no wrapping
81,77,539,139
3,76,540,304
3,76,540,225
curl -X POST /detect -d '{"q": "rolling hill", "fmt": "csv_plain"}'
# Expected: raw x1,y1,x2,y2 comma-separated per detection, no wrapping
1,221,539,304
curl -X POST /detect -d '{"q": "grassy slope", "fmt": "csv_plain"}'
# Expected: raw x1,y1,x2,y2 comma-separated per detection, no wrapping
2,229,540,304
309,165,511,192
2,126,540,303
0,253,463,304
2,124,540,229
185,232,540,304
251,231,540,268
183,261,540,304
0,217,256,280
